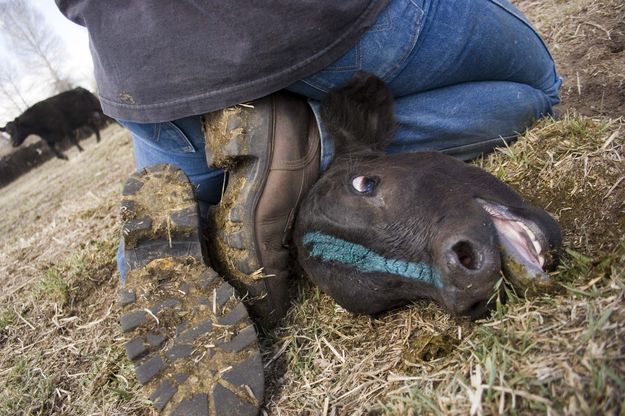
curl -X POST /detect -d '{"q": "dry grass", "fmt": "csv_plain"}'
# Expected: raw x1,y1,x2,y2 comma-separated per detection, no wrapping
5,118,623,415
0,240,149,415
263,115,625,415
0,126,132,300
0,0,624,414
0,127,143,415
478,115,624,255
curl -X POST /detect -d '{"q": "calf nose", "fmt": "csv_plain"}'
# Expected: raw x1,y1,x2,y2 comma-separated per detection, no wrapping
448,240,482,271
438,236,501,318
441,237,500,277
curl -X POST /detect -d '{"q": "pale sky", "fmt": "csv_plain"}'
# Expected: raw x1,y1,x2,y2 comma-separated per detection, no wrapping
0,0,94,121
33,0,94,80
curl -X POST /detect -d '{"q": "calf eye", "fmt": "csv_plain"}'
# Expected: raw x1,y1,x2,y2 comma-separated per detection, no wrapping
351,175,377,195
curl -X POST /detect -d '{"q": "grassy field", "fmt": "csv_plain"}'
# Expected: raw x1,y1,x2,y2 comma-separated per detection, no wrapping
0,0,623,414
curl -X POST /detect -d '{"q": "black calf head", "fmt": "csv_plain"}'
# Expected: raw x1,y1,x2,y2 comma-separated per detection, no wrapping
294,73,561,319
0,121,24,147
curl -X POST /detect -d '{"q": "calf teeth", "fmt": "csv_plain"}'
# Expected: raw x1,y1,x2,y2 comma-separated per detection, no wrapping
523,222,536,241
515,220,543,257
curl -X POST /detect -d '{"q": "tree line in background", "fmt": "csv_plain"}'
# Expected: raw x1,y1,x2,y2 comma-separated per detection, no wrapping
0,0,75,120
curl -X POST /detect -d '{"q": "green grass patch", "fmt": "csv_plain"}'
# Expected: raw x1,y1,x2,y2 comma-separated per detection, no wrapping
35,266,71,304
0,308,16,331
0,356,56,415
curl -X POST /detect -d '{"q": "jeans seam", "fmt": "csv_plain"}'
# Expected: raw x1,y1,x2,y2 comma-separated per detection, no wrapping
130,121,197,155
382,2,424,83
167,121,197,152
133,135,202,157
301,0,425,93
302,79,329,94
318,43,363,73
438,135,518,154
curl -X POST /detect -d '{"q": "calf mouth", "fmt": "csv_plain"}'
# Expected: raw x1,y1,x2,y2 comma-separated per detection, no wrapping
477,199,557,293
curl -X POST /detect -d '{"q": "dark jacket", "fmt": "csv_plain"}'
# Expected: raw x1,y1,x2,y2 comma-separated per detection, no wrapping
56,1,389,122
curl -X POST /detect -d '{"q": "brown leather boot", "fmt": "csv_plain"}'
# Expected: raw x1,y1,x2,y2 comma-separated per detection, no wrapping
203,92,320,329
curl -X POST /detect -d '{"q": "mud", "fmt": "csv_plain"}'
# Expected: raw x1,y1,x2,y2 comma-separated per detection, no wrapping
518,0,625,118
202,106,247,169
123,256,259,413
402,332,459,363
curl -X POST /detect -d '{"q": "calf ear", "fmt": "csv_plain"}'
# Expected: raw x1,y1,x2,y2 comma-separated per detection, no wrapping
0,126,6,132
320,72,396,155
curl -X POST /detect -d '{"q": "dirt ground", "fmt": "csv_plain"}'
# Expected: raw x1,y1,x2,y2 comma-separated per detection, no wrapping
518,0,625,118
0,0,623,415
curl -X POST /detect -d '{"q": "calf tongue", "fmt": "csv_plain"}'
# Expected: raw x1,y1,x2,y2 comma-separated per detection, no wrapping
478,201,557,294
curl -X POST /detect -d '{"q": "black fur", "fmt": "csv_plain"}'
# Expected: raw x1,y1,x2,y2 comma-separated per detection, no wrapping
320,72,397,155
1,87,107,160
294,73,561,318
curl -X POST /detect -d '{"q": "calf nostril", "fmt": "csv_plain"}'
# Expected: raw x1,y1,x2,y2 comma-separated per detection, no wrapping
451,241,479,270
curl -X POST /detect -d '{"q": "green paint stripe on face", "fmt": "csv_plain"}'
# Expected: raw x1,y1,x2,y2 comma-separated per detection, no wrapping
303,231,443,288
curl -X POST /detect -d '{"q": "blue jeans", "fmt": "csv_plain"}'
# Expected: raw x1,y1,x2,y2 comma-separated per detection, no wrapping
290,0,561,168
118,0,561,279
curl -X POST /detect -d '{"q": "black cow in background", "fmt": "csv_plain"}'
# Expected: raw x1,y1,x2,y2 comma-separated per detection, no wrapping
0,87,106,160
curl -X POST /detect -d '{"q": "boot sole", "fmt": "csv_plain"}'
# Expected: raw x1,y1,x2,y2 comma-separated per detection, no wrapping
203,103,283,325
119,164,263,415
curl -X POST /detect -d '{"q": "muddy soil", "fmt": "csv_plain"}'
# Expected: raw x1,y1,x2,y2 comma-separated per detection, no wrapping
518,0,625,118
